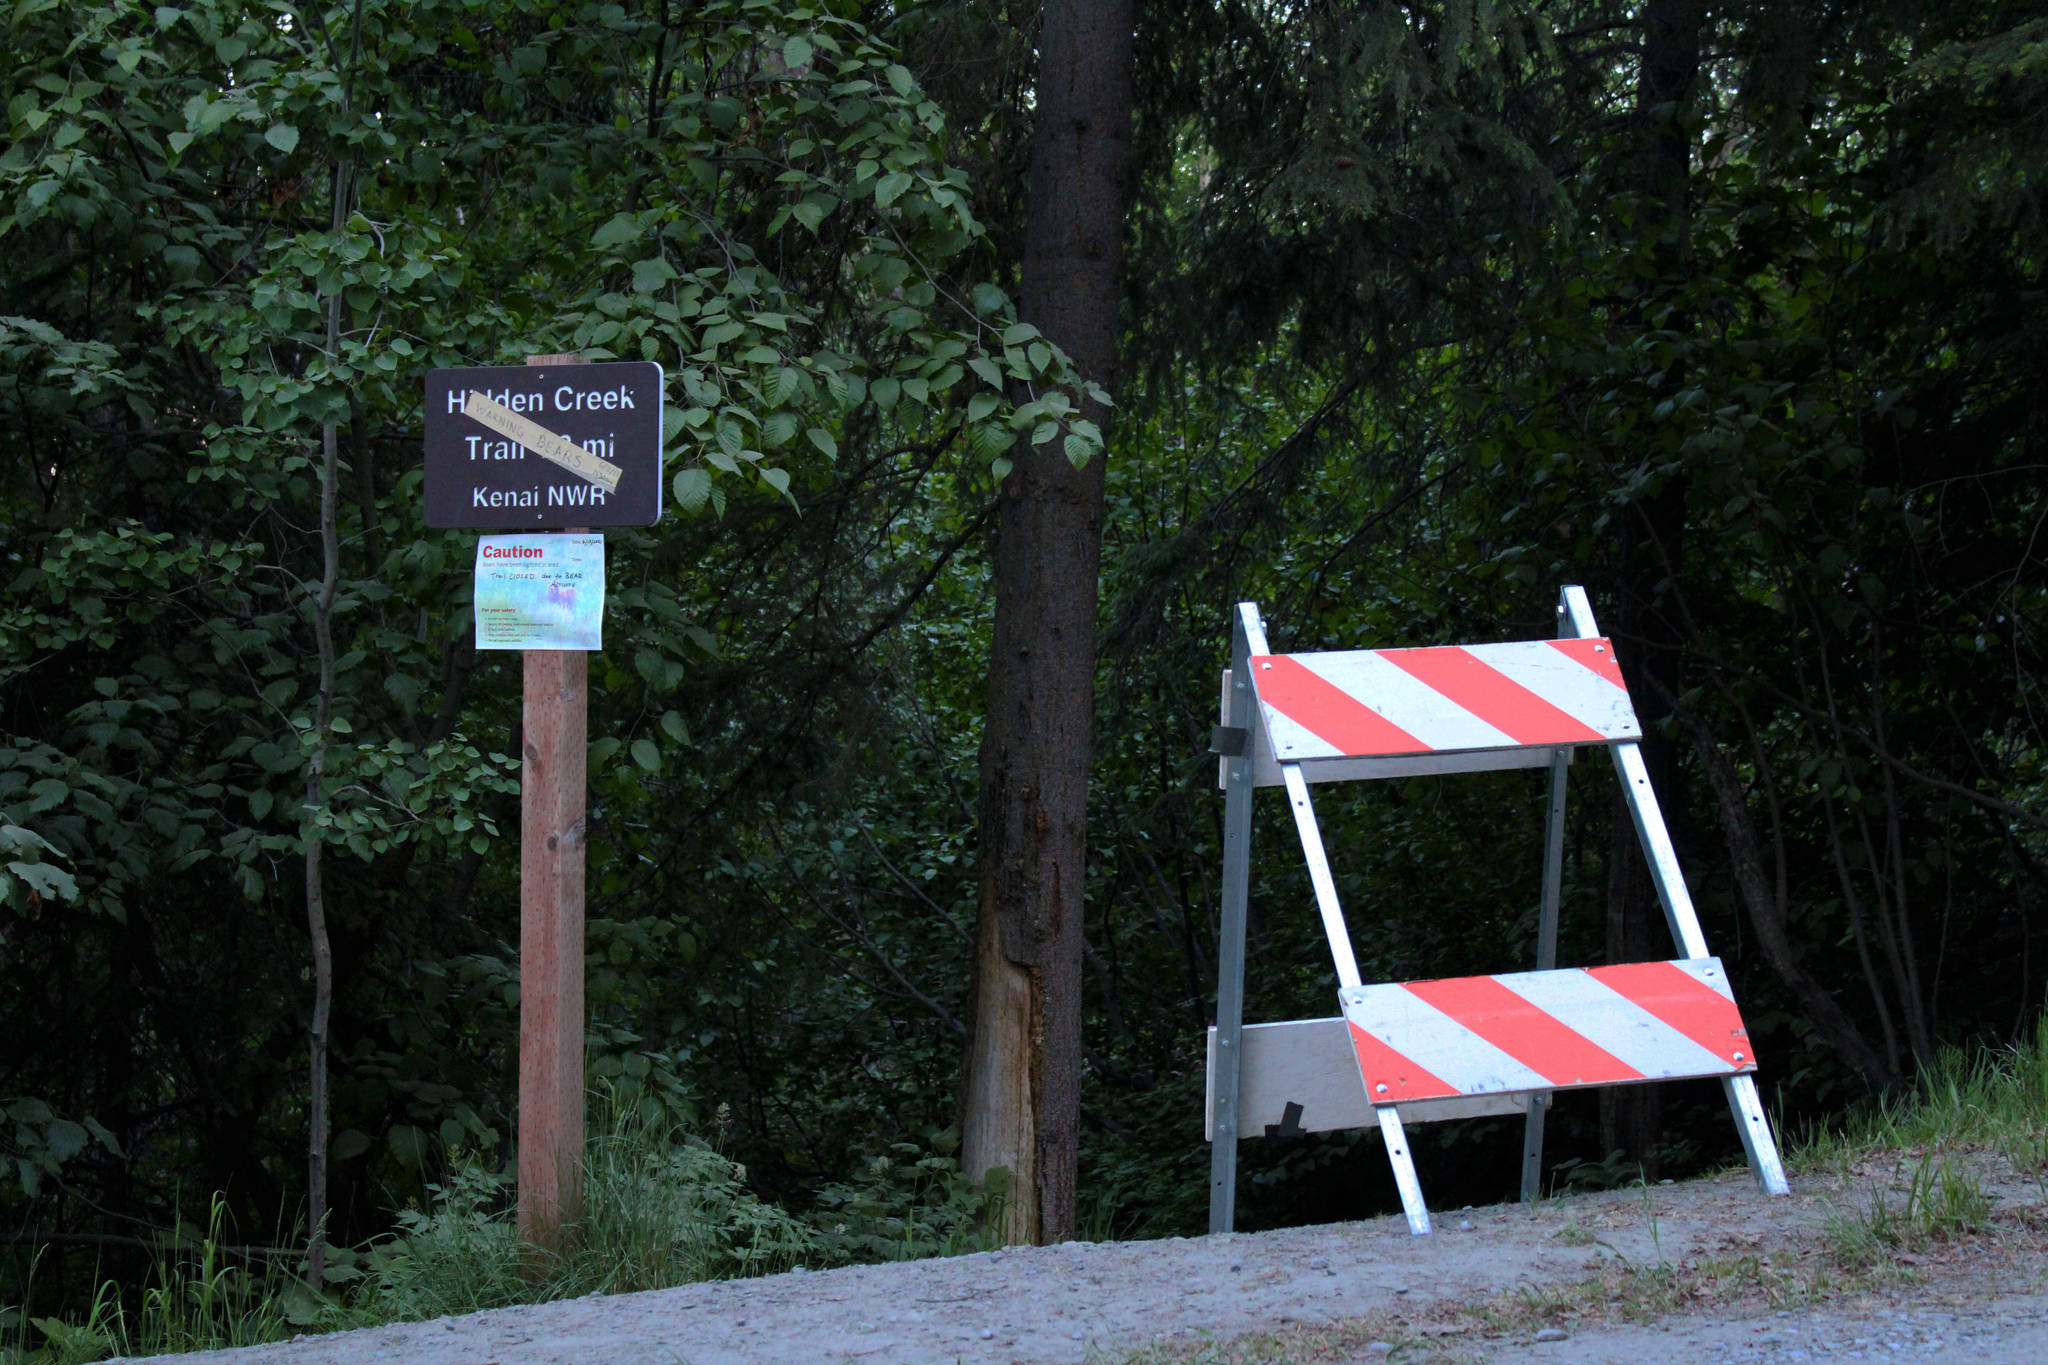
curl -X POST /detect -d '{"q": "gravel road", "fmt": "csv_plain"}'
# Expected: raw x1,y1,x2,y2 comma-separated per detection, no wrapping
123,1159,2047,1365
1505,1296,2048,1364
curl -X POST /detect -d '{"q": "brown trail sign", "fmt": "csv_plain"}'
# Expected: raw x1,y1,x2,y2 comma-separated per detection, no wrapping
424,360,663,528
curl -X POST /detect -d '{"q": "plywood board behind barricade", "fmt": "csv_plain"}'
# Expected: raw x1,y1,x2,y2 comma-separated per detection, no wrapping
1205,1017,1523,1142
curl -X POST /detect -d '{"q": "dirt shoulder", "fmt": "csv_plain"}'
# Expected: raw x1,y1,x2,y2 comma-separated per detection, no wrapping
123,1155,2048,1365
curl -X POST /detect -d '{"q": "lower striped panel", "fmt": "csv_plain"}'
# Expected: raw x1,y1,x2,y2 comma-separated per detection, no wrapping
1341,958,1756,1105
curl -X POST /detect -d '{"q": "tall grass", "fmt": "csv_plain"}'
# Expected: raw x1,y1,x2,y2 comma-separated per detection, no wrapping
354,1109,816,1321
1792,1016,2048,1266
2,1196,308,1364
1793,1015,2048,1175
1823,1150,1996,1266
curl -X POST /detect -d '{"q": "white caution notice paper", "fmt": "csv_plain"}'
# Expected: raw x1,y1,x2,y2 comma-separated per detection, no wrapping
473,534,605,651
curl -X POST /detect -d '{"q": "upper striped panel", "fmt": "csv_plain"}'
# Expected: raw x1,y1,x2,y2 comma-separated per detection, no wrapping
1249,638,1640,761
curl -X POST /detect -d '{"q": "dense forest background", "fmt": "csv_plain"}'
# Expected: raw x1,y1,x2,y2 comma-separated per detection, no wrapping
4,0,2045,1321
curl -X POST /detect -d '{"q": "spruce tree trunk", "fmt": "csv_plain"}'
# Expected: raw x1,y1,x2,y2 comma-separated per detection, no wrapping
1601,0,1704,1177
960,0,1135,1246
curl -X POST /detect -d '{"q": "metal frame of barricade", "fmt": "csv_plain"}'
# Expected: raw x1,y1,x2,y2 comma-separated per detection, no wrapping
1206,586,1789,1235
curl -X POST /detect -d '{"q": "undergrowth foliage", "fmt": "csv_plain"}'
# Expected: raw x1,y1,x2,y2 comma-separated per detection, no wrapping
810,1133,1011,1264
356,1109,815,1320
4,1027,2045,1360
1,1110,1005,1361
353,1108,1009,1322
2,1196,294,1365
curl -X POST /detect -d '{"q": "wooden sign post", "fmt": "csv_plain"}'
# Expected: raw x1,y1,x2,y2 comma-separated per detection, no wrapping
518,352,588,1252
519,644,587,1248
424,350,664,1252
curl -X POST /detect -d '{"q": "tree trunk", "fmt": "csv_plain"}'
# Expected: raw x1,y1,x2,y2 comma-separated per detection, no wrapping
1601,0,1705,1176
959,0,1135,1247
305,0,367,1290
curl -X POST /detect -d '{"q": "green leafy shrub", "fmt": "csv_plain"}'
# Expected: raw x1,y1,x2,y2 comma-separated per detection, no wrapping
807,1129,1009,1264
351,1164,532,1323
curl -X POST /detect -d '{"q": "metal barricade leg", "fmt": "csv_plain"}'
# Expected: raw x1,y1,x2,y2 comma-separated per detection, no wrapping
1613,739,1789,1192
1610,740,1711,959
1281,764,1363,990
1278,758,1440,1231
1723,1074,1791,1195
1377,1106,1432,1235
1521,746,1571,1204
1568,587,1792,1195
1519,1092,1549,1203
1208,619,1258,1233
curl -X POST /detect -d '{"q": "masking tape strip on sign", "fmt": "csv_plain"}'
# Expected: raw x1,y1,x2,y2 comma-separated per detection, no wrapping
464,391,624,493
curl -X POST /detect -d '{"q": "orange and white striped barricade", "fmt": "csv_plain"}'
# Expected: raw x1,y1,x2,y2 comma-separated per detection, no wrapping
1205,585,1788,1235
